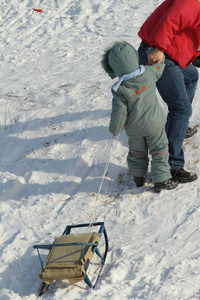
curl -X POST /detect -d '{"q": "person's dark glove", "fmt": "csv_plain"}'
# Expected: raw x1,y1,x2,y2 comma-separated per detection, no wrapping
192,55,200,67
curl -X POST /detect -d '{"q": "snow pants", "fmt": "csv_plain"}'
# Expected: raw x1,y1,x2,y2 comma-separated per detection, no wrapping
127,128,171,183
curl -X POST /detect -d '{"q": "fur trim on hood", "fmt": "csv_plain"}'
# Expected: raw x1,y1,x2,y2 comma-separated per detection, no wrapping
101,41,139,79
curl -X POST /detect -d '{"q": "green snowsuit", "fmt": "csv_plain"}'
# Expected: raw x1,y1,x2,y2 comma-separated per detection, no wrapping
101,42,171,183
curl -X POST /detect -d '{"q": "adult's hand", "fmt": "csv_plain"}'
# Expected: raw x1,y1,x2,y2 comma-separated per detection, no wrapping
148,48,164,65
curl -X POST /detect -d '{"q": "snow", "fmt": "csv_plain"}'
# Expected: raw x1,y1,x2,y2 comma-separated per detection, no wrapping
0,0,200,299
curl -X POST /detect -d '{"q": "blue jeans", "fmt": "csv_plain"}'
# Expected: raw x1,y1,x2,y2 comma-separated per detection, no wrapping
138,45,199,170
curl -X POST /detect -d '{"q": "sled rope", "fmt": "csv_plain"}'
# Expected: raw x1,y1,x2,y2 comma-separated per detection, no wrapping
89,136,118,226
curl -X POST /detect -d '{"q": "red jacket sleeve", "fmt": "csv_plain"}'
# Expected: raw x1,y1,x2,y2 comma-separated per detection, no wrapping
139,0,200,53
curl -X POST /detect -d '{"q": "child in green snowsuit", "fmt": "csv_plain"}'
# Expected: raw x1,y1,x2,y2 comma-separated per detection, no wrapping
101,41,178,192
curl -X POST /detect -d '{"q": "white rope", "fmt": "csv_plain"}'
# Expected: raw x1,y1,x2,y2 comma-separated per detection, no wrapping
89,136,118,226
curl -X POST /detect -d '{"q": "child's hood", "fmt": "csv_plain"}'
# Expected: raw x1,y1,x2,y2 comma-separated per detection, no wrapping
101,42,139,79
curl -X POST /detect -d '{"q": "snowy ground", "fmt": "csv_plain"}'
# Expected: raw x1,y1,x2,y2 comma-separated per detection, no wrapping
0,0,200,299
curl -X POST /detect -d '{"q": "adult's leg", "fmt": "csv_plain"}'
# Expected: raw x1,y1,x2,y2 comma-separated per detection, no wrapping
181,64,199,138
156,59,198,170
181,64,199,105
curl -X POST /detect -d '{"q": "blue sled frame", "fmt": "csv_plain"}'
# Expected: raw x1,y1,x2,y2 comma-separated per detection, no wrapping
33,222,109,296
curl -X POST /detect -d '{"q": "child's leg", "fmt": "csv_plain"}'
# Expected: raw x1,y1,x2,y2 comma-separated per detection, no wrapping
127,136,149,177
146,128,171,183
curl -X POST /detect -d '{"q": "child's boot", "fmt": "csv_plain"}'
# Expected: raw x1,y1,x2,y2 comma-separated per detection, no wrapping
134,176,145,187
154,178,178,193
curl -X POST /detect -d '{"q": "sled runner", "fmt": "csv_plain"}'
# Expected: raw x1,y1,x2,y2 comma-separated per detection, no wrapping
33,222,109,296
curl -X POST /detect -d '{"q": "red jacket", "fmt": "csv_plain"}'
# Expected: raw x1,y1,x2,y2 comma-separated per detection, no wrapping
138,0,200,68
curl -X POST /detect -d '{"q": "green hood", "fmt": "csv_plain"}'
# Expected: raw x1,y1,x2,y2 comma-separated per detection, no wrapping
101,41,139,79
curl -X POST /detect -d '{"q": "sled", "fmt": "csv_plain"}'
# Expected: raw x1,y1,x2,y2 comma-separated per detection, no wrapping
33,222,109,296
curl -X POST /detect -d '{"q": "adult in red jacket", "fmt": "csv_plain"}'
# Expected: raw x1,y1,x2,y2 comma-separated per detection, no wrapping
138,0,199,183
